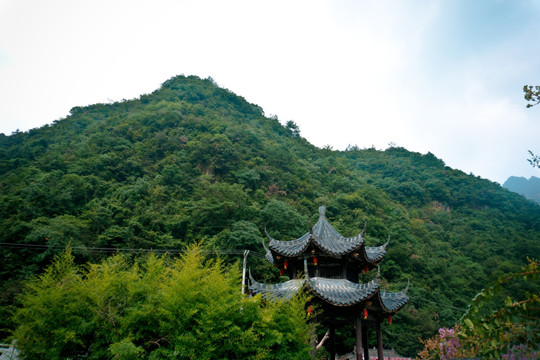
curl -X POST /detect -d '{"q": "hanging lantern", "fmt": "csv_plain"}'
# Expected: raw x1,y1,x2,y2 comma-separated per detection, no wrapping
307,305,313,316
387,315,392,325
313,256,318,266
284,260,288,270
280,269,284,276
362,308,368,320
363,265,370,273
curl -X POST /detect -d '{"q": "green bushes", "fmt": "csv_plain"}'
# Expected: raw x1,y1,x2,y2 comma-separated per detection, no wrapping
12,246,314,360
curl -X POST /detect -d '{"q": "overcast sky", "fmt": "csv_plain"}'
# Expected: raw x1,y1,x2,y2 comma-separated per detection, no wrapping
1,0,539,184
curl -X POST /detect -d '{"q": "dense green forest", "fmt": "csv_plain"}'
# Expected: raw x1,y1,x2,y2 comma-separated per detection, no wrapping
1,75,539,357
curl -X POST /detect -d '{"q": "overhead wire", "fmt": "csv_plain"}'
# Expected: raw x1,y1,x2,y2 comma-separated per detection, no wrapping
0,242,267,258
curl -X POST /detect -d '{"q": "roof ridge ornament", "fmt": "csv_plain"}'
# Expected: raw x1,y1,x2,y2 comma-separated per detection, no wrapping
261,231,271,250
264,227,275,241
319,205,326,218
403,279,410,294
361,220,367,237
260,235,274,264
383,235,390,248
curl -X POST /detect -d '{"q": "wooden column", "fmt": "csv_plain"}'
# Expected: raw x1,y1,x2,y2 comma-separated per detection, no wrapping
376,319,383,360
330,325,336,360
362,323,369,360
355,316,363,360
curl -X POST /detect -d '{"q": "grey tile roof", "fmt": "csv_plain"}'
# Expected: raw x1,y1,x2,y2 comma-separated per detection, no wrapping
365,238,389,262
307,277,379,306
379,281,410,312
0,343,18,360
249,274,409,313
268,231,312,257
267,206,389,264
248,273,304,300
268,206,365,257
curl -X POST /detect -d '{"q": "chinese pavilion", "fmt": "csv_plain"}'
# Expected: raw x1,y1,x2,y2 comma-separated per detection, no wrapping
249,206,409,360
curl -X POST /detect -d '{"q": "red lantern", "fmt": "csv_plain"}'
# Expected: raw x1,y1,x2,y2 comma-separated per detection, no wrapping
280,269,284,276
313,256,318,266
362,308,368,320
284,260,288,270
363,265,369,273
307,305,313,316
387,315,392,325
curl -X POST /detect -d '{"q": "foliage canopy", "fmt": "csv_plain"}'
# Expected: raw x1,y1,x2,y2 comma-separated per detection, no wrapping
12,246,314,359
419,259,539,359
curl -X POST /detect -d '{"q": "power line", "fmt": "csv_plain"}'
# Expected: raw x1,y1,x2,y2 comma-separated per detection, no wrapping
0,242,266,258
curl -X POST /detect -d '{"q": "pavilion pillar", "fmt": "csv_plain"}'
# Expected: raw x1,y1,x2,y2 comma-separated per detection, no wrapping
355,316,363,360
362,323,369,360
330,325,336,360
376,319,383,360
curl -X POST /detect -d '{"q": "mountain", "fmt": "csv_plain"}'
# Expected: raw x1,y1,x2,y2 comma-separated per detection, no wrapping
503,176,540,203
1,75,539,356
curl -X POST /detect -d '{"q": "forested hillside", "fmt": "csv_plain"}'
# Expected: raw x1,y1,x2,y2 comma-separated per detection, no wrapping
1,75,539,356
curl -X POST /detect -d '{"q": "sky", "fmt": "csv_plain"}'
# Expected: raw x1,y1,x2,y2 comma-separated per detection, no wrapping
1,0,539,184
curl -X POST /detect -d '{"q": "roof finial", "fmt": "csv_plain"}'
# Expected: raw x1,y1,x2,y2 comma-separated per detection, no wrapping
318,206,326,218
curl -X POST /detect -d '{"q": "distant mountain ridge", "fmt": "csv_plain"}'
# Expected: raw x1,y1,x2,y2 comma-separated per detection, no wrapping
503,176,540,203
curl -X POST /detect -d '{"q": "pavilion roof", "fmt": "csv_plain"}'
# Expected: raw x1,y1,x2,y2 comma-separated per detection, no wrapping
379,283,410,313
265,206,388,263
267,206,364,257
307,277,379,306
248,274,409,312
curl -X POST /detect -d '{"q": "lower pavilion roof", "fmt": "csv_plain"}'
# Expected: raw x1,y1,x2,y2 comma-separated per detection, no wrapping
248,274,409,313
308,277,379,306
378,284,410,312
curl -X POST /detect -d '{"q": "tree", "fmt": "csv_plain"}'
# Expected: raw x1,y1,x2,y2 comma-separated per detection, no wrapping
528,150,540,168
12,245,315,359
523,85,540,108
419,259,540,359
524,85,539,167
285,120,301,137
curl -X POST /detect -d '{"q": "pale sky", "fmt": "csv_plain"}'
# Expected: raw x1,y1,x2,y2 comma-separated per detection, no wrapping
1,0,539,184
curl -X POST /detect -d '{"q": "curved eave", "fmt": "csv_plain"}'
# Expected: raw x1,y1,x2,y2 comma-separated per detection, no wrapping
261,237,274,264
267,231,312,258
378,280,410,313
308,277,379,307
248,273,304,300
312,232,365,257
364,238,389,263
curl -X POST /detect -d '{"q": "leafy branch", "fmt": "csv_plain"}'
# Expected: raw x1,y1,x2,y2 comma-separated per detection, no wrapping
523,85,540,108
459,258,539,359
